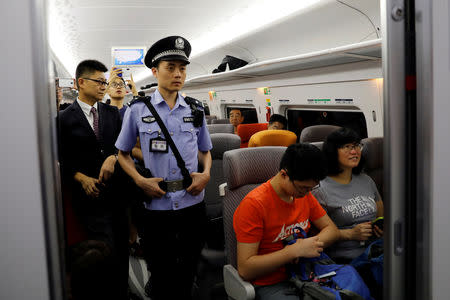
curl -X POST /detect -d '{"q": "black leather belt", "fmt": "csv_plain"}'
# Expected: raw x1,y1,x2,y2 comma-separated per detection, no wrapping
159,179,185,193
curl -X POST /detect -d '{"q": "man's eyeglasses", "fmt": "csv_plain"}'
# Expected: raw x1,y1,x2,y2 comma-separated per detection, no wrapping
109,82,126,88
339,143,363,153
290,180,320,194
82,78,108,86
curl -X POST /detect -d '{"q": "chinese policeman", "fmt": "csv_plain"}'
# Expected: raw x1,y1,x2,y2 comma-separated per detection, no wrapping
115,36,212,300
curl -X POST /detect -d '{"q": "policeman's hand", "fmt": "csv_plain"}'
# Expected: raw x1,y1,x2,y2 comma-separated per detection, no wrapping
137,177,166,198
373,224,383,238
99,155,116,183
288,236,323,258
186,172,210,196
351,222,373,241
81,176,101,198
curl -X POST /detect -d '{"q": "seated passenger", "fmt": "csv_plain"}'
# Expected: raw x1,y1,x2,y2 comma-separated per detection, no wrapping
312,128,384,264
229,108,244,134
233,143,339,300
267,114,287,130
248,114,296,147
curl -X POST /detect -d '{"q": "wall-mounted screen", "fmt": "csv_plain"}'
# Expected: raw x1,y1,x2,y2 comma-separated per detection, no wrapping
111,47,146,67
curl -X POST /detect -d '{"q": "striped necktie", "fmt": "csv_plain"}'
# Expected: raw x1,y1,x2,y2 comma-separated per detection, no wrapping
90,106,99,139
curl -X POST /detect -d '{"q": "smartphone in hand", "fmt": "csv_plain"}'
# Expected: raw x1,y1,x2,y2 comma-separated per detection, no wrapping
372,217,384,231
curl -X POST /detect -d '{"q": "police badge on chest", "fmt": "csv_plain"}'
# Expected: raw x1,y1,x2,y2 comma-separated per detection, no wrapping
150,136,168,153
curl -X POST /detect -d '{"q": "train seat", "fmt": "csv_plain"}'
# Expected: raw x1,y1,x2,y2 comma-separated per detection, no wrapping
206,115,218,124
248,129,297,147
237,123,269,148
207,123,235,134
361,137,384,197
204,133,241,250
299,125,341,142
222,147,286,300
211,118,230,124
310,141,324,150
197,133,241,297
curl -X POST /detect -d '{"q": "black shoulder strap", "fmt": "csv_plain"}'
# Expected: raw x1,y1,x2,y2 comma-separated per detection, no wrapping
142,97,192,186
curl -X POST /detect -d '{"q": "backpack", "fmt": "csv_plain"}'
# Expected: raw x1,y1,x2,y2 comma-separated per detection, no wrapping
285,227,374,300
351,238,383,289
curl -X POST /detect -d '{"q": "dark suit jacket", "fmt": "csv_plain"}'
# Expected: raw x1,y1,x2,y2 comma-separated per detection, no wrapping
59,100,122,198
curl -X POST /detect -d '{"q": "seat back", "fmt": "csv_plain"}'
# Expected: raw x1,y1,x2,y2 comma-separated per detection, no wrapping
361,137,384,197
211,118,230,124
204,133,241,249
205,133,241,219
223,147,286,267
237,123,269,148
205,115,217,124
310,141,324,151
207,123,235,134
299,125,341,142
248,129,297,147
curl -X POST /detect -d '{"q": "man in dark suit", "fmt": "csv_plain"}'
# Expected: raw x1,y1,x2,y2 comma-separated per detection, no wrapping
58,60,128,299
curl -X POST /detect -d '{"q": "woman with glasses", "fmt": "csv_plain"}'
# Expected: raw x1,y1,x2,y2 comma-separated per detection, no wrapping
312,127,384,264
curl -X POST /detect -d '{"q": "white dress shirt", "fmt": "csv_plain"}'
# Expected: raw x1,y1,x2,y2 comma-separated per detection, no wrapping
77,98,99,131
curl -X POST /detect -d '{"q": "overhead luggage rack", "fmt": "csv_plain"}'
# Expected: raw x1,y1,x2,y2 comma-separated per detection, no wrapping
184,39,381,87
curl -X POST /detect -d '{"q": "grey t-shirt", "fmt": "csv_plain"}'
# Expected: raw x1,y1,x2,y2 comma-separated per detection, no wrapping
312,174,381,261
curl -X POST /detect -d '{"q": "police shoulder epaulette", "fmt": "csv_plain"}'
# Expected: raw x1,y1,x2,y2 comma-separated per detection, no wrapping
127,96,150,107
184,96,203,108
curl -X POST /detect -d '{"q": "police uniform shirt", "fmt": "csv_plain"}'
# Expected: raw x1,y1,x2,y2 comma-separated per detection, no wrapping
115,89,212,211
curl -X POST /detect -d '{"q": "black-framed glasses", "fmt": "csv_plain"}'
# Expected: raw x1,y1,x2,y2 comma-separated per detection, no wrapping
290,180,320,194
109,82,126,88
339,143,363,153
82,78,108,86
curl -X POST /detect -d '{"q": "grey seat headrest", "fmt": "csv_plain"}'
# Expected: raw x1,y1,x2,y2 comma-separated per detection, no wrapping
223,147,286,189
210,133,241,160
207,124,235,134
300,125,341,143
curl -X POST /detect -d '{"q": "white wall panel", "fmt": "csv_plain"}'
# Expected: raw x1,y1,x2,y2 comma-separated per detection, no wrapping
0,0,51,299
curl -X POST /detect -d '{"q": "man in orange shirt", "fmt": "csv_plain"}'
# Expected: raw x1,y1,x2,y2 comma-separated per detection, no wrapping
233,143,339,299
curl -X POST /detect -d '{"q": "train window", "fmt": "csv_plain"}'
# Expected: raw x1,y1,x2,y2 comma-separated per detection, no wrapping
226,107,258,124
287,109,368,139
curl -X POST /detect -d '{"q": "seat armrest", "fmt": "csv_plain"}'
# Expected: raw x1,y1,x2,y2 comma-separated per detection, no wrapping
219,182,227,196
223,264,255,300
201,248,226,267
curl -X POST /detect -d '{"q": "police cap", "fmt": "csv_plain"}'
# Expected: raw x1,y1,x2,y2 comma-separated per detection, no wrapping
144,36,191,68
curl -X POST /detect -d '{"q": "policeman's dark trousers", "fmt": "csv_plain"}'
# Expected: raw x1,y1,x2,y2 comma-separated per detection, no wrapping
141,201,207,300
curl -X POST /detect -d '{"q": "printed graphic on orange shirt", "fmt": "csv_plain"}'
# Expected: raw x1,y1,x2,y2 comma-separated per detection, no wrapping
272,219,309,243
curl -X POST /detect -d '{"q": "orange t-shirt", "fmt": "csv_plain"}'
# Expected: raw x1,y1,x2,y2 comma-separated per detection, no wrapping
233,180,326,286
